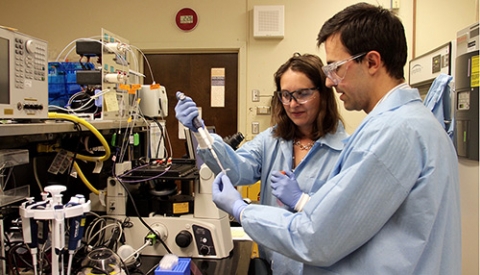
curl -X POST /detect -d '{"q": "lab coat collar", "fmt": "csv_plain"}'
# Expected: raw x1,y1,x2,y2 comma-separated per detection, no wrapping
368,83,421,117
316,120,348,151
342,85,422,144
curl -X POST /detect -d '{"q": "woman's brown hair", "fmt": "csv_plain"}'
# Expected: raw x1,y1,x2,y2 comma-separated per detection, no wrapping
271,53,343,140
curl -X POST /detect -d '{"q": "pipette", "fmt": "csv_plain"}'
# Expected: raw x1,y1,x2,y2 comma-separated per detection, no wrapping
21,198,42,275
45,185,66,275
176,91,227,174
65,195,87,275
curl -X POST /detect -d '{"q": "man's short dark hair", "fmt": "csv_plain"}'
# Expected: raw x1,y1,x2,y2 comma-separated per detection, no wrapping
317,2,407,80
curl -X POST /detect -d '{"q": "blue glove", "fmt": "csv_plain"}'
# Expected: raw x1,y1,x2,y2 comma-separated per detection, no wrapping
212,172,247,222
174,91,204,132
270,170,303,211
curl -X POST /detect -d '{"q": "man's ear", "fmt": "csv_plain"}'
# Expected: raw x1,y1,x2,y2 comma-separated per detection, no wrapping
365,51,382,73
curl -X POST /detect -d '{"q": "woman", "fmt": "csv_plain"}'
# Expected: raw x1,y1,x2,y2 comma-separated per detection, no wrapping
175,53,348,274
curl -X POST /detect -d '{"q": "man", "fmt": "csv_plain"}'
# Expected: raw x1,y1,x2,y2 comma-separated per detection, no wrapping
211,3,461,274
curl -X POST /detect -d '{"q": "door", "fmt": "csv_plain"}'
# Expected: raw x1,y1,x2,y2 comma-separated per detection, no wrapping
144,53,238,158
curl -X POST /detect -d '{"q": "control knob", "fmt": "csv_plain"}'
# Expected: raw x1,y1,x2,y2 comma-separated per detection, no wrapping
175,230,192,248
25,40,35,54
199,245,210,255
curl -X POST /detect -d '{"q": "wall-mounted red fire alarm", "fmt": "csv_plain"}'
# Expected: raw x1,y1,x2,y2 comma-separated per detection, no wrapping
176,8,198,31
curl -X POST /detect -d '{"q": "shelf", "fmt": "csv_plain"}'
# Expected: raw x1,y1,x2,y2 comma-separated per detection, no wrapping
0,119,147,137
0,185,30,207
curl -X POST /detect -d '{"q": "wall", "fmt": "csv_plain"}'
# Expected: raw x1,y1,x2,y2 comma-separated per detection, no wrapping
415,0,478,56
0,0,478,273
245,0,396,136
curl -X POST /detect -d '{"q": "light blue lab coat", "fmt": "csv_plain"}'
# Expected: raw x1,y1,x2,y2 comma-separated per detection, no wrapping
239,86,461,274
198,123,348,274
423,73,454,139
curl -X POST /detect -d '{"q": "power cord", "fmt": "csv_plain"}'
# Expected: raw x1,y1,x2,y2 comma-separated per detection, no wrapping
112,166,173,254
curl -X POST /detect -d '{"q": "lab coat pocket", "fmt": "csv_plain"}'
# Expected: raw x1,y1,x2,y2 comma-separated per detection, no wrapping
298,167,328,194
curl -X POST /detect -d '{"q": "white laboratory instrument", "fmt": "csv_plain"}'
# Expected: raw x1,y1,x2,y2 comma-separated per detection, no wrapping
138,84,168,117
120,164,234,259
0,27,49,119
409,41,456,97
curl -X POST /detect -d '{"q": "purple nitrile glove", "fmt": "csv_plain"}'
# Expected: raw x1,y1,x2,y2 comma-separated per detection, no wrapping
174,91,204,132
270,170,303,211
212,172,247,222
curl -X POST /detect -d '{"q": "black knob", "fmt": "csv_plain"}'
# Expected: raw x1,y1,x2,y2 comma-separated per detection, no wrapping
199,245,210,255
175,230,192,248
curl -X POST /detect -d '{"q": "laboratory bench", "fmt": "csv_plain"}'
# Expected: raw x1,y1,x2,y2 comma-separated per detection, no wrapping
0,118,269,275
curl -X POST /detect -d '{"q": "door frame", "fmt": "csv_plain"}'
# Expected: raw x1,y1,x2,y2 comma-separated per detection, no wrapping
136,41,247,137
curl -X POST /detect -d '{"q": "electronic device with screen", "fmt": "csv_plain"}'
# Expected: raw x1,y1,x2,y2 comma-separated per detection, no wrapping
0,27,48,119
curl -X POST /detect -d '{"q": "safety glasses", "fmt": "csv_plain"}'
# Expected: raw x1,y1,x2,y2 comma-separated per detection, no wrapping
322,52,366,85
275,87,319,105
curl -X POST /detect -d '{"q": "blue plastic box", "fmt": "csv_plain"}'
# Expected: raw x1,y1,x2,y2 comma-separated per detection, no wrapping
154,257,191,275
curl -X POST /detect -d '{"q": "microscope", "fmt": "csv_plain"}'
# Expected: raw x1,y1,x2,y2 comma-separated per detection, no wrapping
110,163,234,259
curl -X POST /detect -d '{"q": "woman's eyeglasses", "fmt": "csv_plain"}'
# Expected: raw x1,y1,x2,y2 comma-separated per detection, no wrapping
275,87,319,105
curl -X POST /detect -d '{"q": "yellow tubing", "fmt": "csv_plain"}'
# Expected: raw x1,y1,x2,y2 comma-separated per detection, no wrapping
48,112,111,162
48,112,112,195
73,161,99,195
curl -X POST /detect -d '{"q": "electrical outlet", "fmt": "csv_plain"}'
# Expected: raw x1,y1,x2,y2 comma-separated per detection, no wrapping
391,0,400,9
252,89,260,102
256,106,271,115
252,122,259,134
